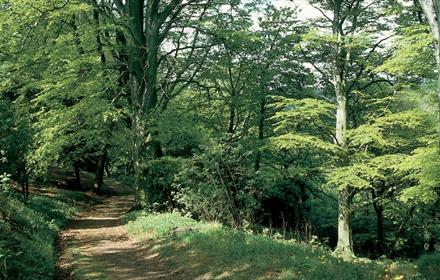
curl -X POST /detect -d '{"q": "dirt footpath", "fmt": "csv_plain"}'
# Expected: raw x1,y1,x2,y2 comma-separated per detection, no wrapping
55,193,184,280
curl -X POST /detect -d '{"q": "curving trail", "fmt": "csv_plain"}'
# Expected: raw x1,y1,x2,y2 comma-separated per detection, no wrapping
55,186,184,280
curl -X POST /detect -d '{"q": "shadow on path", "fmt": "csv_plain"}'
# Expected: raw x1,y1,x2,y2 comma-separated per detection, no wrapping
55,193,184,280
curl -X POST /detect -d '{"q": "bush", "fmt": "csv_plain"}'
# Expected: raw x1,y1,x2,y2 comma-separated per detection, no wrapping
0,99,32,182
173,144,261,228
142,157,184,211
416,252,440,280
125,211,201,240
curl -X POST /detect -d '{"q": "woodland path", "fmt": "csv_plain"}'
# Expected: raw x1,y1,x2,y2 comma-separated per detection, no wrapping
55,181,185,280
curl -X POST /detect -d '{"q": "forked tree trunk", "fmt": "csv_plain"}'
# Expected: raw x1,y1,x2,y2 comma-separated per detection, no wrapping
121,0,199,209
127,0,148,209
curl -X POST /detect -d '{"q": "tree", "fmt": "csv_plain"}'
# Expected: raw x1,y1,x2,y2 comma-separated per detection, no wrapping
108,0,218,209
418,0,440,145
303,0,393,257
377,1,440,253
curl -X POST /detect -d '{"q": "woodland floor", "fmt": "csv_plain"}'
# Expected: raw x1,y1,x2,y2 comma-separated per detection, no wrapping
54,180,187,280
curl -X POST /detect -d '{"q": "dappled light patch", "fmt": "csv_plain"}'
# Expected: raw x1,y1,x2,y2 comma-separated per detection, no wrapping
126,212,392,280
56,193,188,280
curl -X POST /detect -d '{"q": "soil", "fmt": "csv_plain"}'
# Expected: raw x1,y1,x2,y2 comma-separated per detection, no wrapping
55,182,185,280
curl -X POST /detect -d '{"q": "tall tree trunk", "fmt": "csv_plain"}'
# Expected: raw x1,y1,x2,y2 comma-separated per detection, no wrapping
127,0,147,209
332,0,354,257
94,145,107,194
74,161,81,190
435,2,440,149
151,137,164,158
132,112,147,209
92,1,109,195
92,3,106,65
131,2,162,208
71,15,85,55
122,0,191,209
144,6,160,112
435,43,440,149
419,0,440,147
25,176,29,200
372,190,385,256
105,159,111,177
335,89,353,256
228,105,236,134
255,98,265,171
336,187,354,255
20,164,30,200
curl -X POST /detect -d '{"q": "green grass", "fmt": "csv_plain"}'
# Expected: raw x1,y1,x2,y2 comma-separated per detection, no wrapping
125,211,421,280
0,189,96,280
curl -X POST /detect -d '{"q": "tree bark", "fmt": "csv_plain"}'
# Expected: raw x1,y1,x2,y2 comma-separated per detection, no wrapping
132,113,147,209
228,106,236,134
335,89,353,257
332,0,355,257
119,0,200,209
25,176,29,200
19,163,30,200
94,145,108,194
255,98,265,171
435,42,440,149
92,4,106,65
151,137,164,158
71,15,85,55
419,0,440,148
336,187,354,255
127,0,148,209
105,158,111,177
372,190,385,256
74,161,81,190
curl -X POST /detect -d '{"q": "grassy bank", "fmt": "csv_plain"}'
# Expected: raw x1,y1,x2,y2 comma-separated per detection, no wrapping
125,212,426,280
0,189,97,280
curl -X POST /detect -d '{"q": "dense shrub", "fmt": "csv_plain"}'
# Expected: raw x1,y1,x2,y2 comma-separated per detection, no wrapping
416,252,440,280
0,99,32,183
173,144,261,228
141,157,184,211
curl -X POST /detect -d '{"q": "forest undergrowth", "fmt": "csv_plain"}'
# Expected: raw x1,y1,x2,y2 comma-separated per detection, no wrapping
125,211,439,280
0,188,99,280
